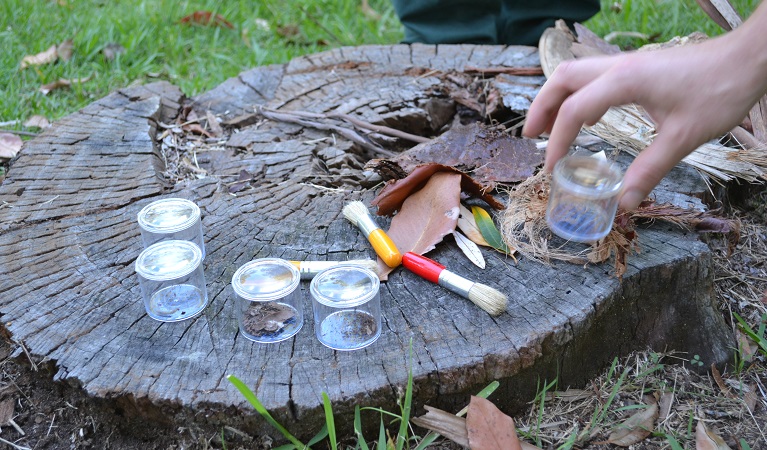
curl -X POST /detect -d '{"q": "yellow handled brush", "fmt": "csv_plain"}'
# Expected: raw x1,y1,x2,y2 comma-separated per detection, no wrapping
342,201,402,268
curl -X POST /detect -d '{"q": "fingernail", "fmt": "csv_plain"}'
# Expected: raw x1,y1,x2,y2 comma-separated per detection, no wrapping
619,189,645,210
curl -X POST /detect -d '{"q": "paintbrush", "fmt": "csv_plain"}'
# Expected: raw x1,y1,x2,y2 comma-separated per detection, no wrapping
342,201,402,268
289,259,378,280
402,252,507,316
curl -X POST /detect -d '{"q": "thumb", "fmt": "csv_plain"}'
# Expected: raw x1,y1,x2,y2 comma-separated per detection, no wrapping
618,127,698,210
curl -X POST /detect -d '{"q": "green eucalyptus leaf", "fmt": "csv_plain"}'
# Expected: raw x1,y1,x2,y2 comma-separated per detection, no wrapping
471,206,511,254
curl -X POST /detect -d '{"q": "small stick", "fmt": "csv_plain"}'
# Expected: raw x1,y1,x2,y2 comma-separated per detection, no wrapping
329,113,430,143
0,436,30,450
257,106,396,157
463,66,544,76
8,418,24,436
0,129,38,137
15,341,37,371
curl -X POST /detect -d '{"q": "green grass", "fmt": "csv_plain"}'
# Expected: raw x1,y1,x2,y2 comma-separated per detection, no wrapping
0,0,402,123
0,0,762,125
2,0,763,127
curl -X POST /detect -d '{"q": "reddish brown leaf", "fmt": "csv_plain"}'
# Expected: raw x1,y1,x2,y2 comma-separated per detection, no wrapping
378,172,461,280
370,122,543,190
182,123,212,137
466,396,522,450
179,11,234,29
371,163,503,217
0,132,23,159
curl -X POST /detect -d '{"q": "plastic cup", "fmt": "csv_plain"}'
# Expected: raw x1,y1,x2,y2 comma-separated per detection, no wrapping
135,240,208,322
310,265,381,351
138,198,205,257
232,258,303,343
546,154,624,243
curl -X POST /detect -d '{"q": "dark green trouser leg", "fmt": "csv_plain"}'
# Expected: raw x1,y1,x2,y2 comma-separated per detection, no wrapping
498,0,601,46
390,0,600,45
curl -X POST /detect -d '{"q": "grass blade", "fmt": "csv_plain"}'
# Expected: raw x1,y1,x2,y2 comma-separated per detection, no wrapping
396,342,414,450
307,424,329,447
322,392,338,450
377,415,387,450
354,405,370,450
226,375,305,449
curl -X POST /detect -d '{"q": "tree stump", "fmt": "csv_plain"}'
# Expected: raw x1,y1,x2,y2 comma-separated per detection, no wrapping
0,44,733,438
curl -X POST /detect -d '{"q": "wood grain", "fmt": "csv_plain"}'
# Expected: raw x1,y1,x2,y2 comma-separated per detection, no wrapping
0,44,732,439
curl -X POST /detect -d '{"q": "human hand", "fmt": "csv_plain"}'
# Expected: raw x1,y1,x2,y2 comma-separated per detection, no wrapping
523,16,767,210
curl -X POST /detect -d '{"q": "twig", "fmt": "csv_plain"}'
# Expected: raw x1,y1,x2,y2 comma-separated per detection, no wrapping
256,106,396,157
328,112,429,143
8,418,24,436
14,341,38,371
0,129,38,137
46,413,56,437
0,436,30,450
463,66,544,76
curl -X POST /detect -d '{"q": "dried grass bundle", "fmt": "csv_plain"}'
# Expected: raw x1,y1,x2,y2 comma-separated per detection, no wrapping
500,169,739,277
588,106,767,183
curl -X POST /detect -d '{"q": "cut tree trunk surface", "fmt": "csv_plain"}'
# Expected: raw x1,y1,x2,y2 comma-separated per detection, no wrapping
0,44,733,438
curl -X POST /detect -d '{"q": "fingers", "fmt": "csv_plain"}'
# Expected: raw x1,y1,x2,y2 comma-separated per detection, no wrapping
618,123,699,210
524,57,619,138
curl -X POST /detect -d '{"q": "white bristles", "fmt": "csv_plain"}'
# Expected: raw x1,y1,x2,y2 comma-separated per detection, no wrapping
342,201,370,228
467,283,508,316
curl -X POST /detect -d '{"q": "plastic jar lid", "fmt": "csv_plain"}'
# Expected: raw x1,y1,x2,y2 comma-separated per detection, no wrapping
232,258,300,302
138,198,201,233
552,155,623,199
135,240,203,281
310,265,379,308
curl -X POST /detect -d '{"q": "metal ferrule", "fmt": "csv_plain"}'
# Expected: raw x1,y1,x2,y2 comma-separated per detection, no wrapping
355,213,380,237
437,270,475,298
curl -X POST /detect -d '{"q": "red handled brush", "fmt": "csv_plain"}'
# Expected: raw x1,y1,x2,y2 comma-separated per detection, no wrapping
402,252,507,316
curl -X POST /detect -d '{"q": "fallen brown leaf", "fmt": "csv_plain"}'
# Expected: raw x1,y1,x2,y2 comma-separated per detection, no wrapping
182,123,212,137
457,204,490,247
378,172,461,279
695,421,732,450
710,364,735,398
371,163,503,216
179,10,234,28
0,132,23,159
23,115,51,129
39,75,92,95
606,399,658,446
411,406,470,447
369,122,543,190
0,398,14,424
20,44,57,69
206,110,224,137
56,38,74,61
466,396,522,450
102,42,126,60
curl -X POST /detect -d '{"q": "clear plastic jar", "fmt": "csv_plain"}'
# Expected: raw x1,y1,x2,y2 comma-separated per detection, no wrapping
135,240,208,322
138,198,205,257
310,265,381,351
231,258,303,343
546,154,623,243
